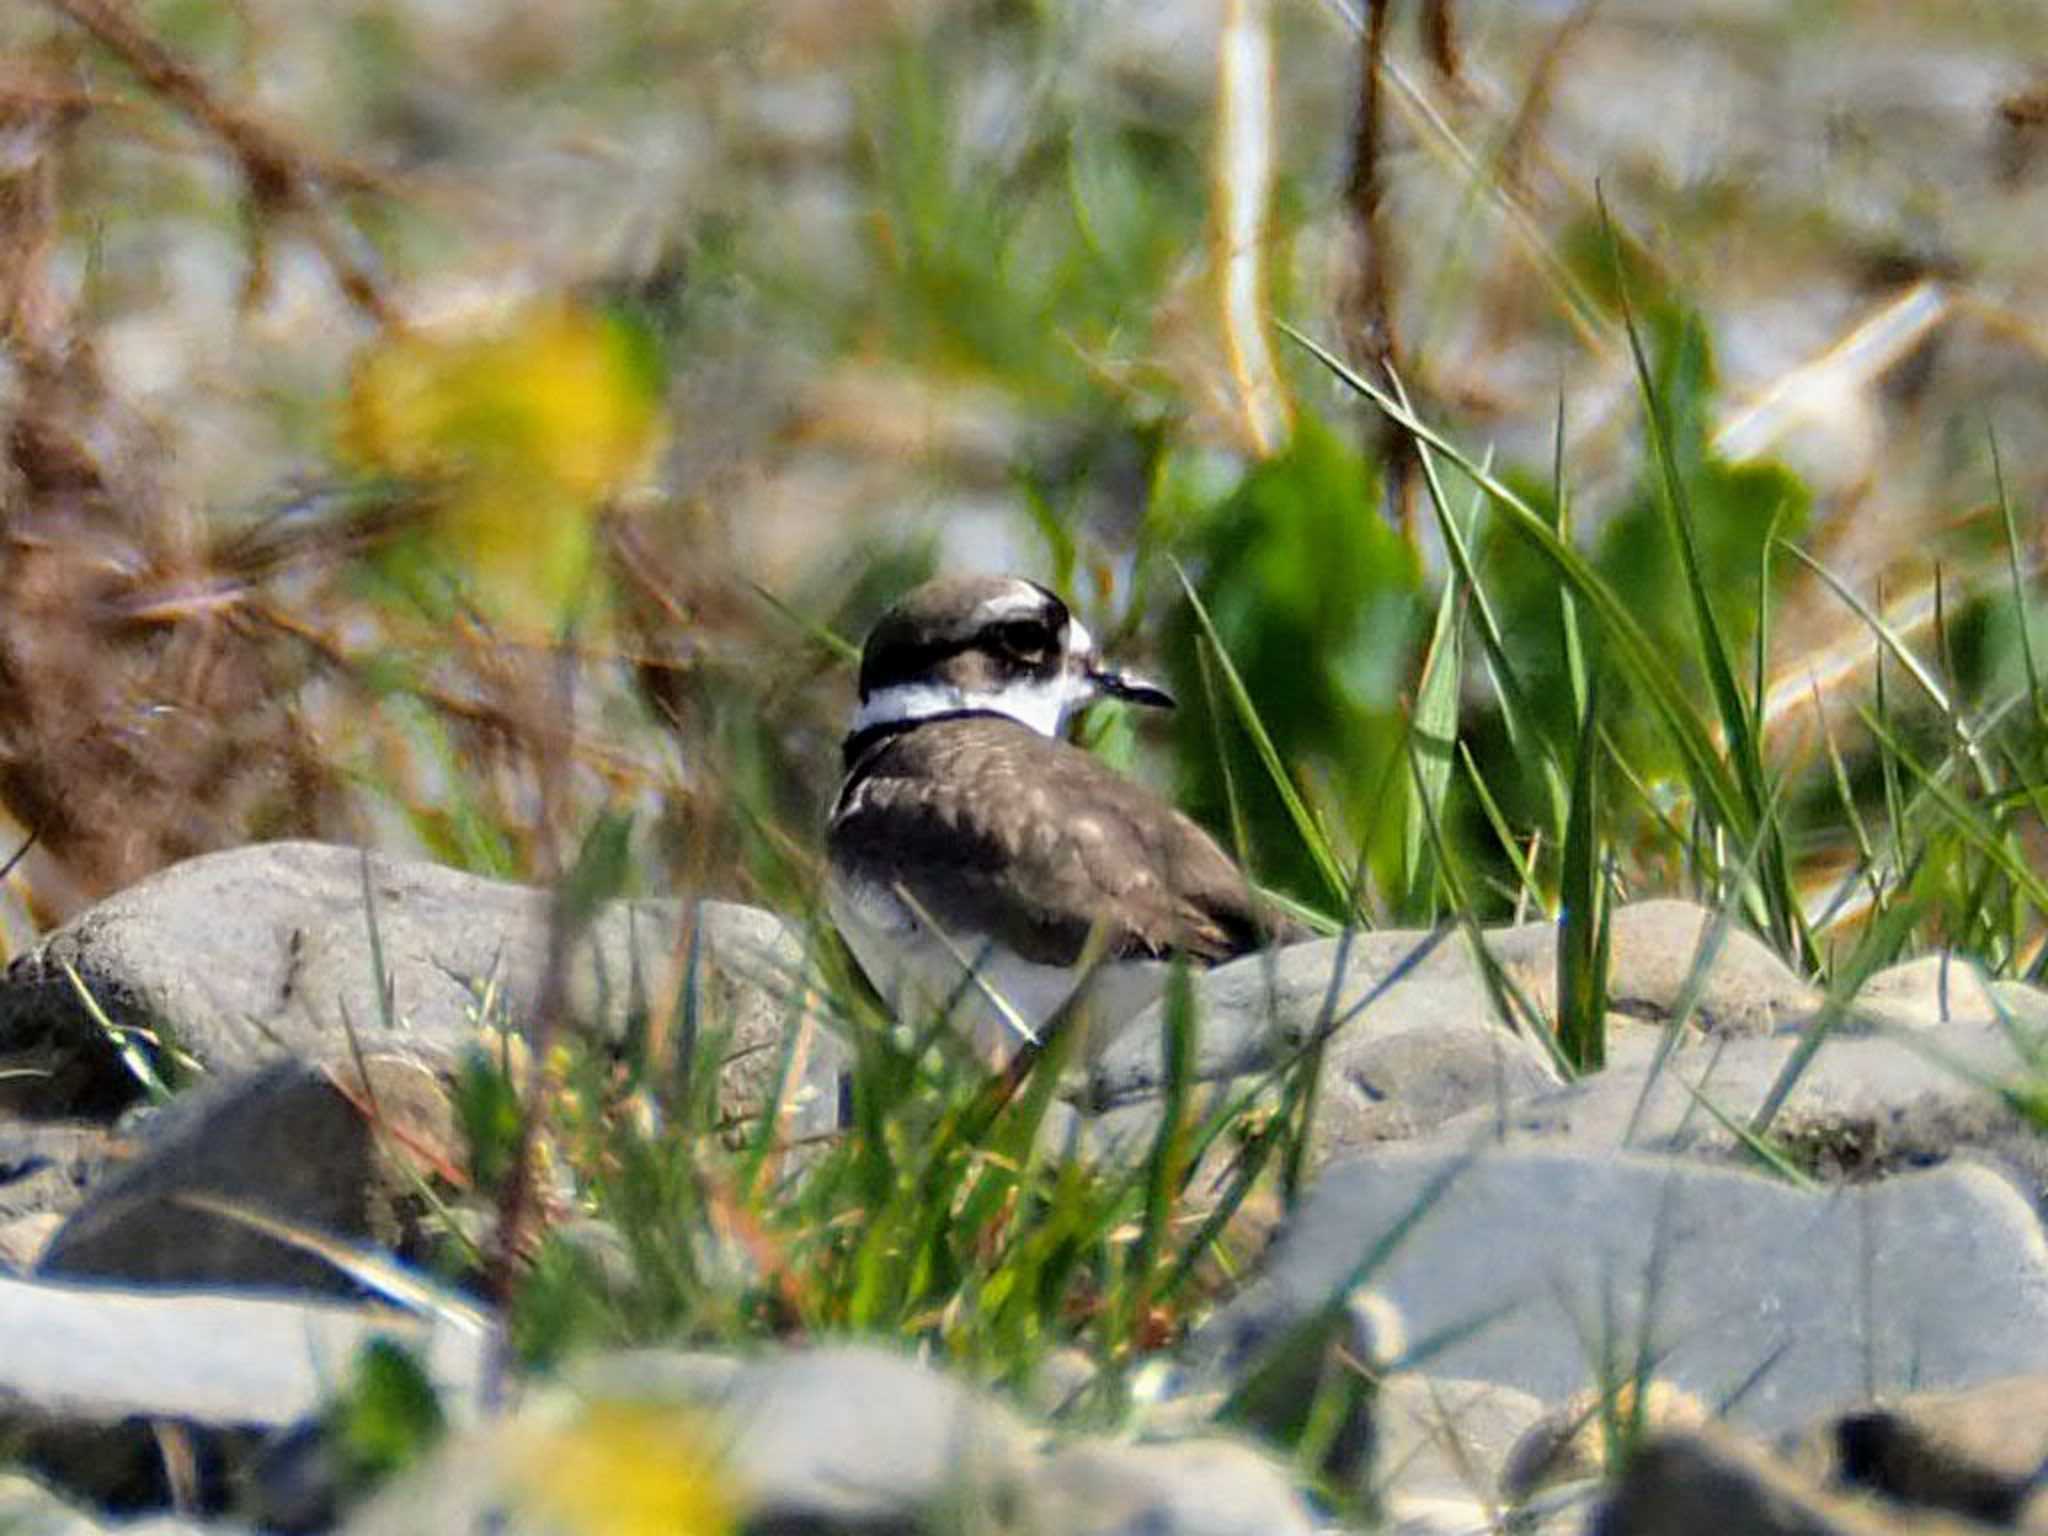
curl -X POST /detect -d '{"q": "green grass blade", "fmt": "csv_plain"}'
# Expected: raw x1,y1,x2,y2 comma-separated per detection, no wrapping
1601,218,1801,961
1281,323,1750,849
1556,675,1609,1072
1406,747,1576,1079
1858,707,2048,914
1458,741,1541,907
1989,422,2046,735
1406,576,1464,913
1779,540,1993,793
1170,557,1350,907
1552,393,1590,726
1393,370,1568,836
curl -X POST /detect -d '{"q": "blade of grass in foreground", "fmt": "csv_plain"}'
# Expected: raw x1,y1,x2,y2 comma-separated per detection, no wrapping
1990,423,2047,736
1620,803,1792,1148
1406,747,1576,1080
1604,222,1806,967
1556,674,1609,1073
1394,370,1568,839
1859,707,2048,917
1118,959,1197,1353
1750,885,1927,1139
1170,557,1350,909
1778,540,1993,794
1405,572,1464,918
1281,323,1752,862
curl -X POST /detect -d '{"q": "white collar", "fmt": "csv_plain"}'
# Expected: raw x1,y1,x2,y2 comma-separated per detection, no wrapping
851,672,1088,739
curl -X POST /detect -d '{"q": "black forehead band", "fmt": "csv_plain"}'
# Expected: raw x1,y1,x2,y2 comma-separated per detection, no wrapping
858,586,1072,698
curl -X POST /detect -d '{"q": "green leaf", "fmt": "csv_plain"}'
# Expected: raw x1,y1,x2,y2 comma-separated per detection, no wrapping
455,1044,527,1192
561,808,636,927
1166,414,1421,908
331,1337,446,1487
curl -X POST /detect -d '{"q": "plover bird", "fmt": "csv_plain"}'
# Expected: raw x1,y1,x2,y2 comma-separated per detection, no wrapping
826,573,1285,1065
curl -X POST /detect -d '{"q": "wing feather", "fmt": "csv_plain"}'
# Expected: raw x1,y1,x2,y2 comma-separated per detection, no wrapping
829,717,1278,968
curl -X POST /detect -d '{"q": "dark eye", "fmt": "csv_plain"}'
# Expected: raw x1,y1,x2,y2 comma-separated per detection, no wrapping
995,618,1054,655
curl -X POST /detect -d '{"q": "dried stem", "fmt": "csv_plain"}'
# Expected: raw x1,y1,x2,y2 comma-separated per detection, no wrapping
1342,0,1416,536
38,0,400,324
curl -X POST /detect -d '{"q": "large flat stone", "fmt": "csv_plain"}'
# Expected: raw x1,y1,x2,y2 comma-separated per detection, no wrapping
35,1058,442,1294
1190,1148,2048,1435
1594,1424,1982,1536
0,842,841,1136
0,1274,486,1428
1433,1019,2048,1201
1080,899,1813,1173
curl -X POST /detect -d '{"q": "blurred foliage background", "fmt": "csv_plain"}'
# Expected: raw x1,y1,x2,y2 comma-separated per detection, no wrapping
4,0,2048,973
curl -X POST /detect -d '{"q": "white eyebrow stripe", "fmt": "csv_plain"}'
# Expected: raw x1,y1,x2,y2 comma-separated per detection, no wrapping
971,584,1058,624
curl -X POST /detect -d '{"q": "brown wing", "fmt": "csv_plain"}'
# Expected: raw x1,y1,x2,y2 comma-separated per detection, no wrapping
829,716,1278,968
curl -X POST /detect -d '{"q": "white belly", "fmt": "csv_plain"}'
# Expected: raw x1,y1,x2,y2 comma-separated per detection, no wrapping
826,874,1167,1067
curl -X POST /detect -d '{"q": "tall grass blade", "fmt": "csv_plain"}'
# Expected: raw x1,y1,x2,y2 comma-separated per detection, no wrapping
1552,394,1589,726
1170,557,1349,906
1407,749,1576,1079
1990,423,2046,735
1281,324,1750,849
1122,959,1197,1347
1406,576,1464,914
1860,709,2048,914
1394,370,1568,837
1779,540,1992,792
1750,889,1925,1138
1601,206,1801,962
1556,675,1609,1072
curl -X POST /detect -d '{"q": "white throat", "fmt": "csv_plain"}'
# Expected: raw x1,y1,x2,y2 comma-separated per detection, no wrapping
852,672,1090,740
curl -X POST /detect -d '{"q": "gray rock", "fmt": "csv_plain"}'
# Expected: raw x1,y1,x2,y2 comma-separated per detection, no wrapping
1023,1346,1098,1418
1852,955,2003,1031
1383,1491,1511,1536
1034,1437,1316,1536
1432,1018,2048,1197
0,1211,62,1273
557,1345,744,1403
0,1473,249,1535
1502,1380,1712,1502
0,1121,118,1231
1184,1285,1405,1491
1090,963,1562,1141
0,1272,487,1427
1592,1424,1983,1536
36,1058,443,1293
1310,978,1565,1157
1085,929,1476,1099
1788,1372,2048,1525
0,841,843,1137
1990,980,2048,1030
1586,901,1819,1036
1,1269,484,1516
1189,1148,2048,1436
1,1478,256,1535
0,1474,103,1536
1374,1373,1550,1506
1082,900,1811,1170
1143,900,1813,1053
1076,935,1561,1190
688,1345,1039,1529
351,1344,1038,1535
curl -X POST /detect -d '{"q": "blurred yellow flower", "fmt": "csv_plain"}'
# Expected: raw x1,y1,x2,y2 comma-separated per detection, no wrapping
507,1399,737,1536
342,300,665,631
